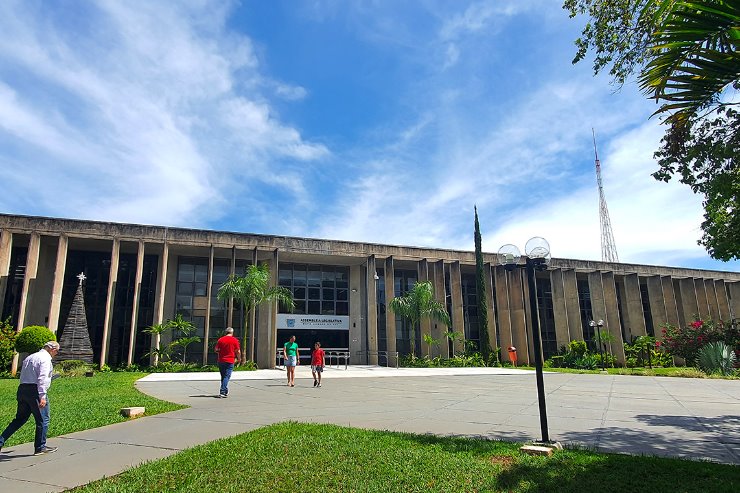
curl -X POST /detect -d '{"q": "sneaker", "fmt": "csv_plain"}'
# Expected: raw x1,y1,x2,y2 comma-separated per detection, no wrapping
313,380,318,387
318,383,322,387
34,446,58,456
219,393,228,398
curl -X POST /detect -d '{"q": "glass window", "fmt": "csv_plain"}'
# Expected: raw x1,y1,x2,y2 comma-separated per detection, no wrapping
308,301,320,314
337,289,348,301
323,288,335,301
194,283,207,296
308,288,321,300
177,283,193,295
178,264,194,282
293,300,306,314
293,287,306,300
336,302,349,316
294,266,306,287
195,264,208,283
308,267,321,287
321,301,335,315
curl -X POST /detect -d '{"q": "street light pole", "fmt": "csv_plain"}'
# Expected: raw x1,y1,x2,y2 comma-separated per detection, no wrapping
499,237,553,445
525,256,550,444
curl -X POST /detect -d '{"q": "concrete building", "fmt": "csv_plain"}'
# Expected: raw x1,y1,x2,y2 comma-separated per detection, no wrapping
1,213,738,369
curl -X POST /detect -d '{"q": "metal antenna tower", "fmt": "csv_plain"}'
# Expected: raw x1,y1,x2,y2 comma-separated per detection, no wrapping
593,129,619,263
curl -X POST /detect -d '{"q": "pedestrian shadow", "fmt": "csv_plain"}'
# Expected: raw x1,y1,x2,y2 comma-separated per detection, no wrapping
0,451,35,461
188,394,223,398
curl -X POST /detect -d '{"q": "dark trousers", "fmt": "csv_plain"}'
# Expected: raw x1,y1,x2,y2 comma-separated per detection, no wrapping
0,384,49,452
218,362,234,395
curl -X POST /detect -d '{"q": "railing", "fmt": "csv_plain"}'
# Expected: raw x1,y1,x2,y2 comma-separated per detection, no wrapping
357,350,399,369
275,347,349,370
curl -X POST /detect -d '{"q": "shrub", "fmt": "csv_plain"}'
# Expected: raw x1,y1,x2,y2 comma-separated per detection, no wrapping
0,317,17,372
696,342,737,376
14,325,56,354
568,340,587,357
661,319,730,365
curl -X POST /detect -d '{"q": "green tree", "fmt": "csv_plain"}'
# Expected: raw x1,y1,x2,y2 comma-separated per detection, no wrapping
565,0,740,260
422,333,439,358
474,206,493,364
388,281,451,358
445,331,463,357
0,317,17,372
217,263,294,363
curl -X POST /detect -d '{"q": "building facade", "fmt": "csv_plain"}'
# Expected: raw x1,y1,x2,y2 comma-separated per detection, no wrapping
1,213,739,369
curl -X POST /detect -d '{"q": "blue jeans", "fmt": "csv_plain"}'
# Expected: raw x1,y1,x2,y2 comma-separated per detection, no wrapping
218,362,234,395
0,384,50,452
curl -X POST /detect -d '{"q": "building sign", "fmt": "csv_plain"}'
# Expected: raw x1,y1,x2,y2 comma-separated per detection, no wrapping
277,314,349,331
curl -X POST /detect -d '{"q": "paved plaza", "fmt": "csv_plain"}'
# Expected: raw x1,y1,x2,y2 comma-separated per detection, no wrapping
0,367,739,492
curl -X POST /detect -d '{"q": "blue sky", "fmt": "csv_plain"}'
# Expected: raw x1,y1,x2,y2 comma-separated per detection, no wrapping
0,0,736,272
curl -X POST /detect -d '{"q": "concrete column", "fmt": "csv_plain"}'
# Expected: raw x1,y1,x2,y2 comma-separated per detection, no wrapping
127,240,145,366
714,280,731,321
417,259,432,357
602,272,626,363
0,230,12,310
728,282,740,320
678,277,700,325
562,269,582,341
508,268,529,365
483,262,497,357
449,261,465,357
587,272,606,331
494,266,513,362
47,235,68,334
366,255,378,364
623,273,647,339
646,276,666,332
549,268,570,349
384,256,397,361
694,278,710,320
349,264,364,364
202,245,214,365
431,260,448,358
150,242,169,366
256,250,279,369
100,238,120,367
11,232,41,374
226,246,236,328
661,276,681,328
704,279,719,321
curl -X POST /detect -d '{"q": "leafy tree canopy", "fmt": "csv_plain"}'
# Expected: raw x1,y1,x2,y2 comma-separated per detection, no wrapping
565,0,740,260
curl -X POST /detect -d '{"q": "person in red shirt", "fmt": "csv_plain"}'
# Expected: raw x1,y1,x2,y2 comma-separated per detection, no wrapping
311,341,326,388
214,327,241,398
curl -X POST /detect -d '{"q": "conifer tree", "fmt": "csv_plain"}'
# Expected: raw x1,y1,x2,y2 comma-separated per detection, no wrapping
474,207,493,364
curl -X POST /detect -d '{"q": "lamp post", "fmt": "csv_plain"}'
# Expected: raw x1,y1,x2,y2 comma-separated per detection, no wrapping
498,237,552,444
589,319,606,371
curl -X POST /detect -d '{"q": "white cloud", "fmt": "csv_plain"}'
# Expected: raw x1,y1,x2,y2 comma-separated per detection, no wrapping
0,1,327,227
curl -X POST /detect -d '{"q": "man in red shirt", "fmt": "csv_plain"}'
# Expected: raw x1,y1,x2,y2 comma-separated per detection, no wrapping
311,341,326,388
214,327,241,398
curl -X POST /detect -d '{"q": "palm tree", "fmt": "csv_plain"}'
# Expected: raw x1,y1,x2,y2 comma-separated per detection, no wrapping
639,0,740,122
217,263,294,363
388,281,450,358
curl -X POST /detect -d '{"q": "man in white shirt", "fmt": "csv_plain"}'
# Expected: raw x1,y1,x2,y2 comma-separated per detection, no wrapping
0,340,60,456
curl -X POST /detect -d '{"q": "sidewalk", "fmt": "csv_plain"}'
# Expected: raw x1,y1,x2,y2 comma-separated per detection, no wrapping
1,367,738,492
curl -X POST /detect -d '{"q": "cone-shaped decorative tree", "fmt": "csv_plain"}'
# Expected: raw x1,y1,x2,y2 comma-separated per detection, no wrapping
57,273,94,363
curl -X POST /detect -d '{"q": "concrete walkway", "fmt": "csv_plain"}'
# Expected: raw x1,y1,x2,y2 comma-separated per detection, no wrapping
1,367,739,492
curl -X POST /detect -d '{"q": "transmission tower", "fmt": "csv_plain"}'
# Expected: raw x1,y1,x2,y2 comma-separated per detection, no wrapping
592,130,619,263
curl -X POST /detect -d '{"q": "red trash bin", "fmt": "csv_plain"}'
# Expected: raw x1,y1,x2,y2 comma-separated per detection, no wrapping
507,346,518,367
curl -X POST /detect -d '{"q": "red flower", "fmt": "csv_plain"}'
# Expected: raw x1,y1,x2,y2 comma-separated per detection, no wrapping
655,341,661,347
691,320,703,329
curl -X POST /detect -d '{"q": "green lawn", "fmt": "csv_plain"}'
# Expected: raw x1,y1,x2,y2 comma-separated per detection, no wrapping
516,366,739,379
0,373,186,448
70,422,739,493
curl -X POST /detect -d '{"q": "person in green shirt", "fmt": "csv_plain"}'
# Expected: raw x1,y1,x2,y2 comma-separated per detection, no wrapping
283,335,299,387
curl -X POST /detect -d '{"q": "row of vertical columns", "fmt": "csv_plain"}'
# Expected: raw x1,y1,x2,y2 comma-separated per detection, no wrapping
729,282,740,320
622,273,647,340
366,255,378,364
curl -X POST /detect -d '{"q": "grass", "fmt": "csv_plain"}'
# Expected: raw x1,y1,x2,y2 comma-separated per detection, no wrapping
70,422,739,493
517,366,739,379
0,372,186,448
